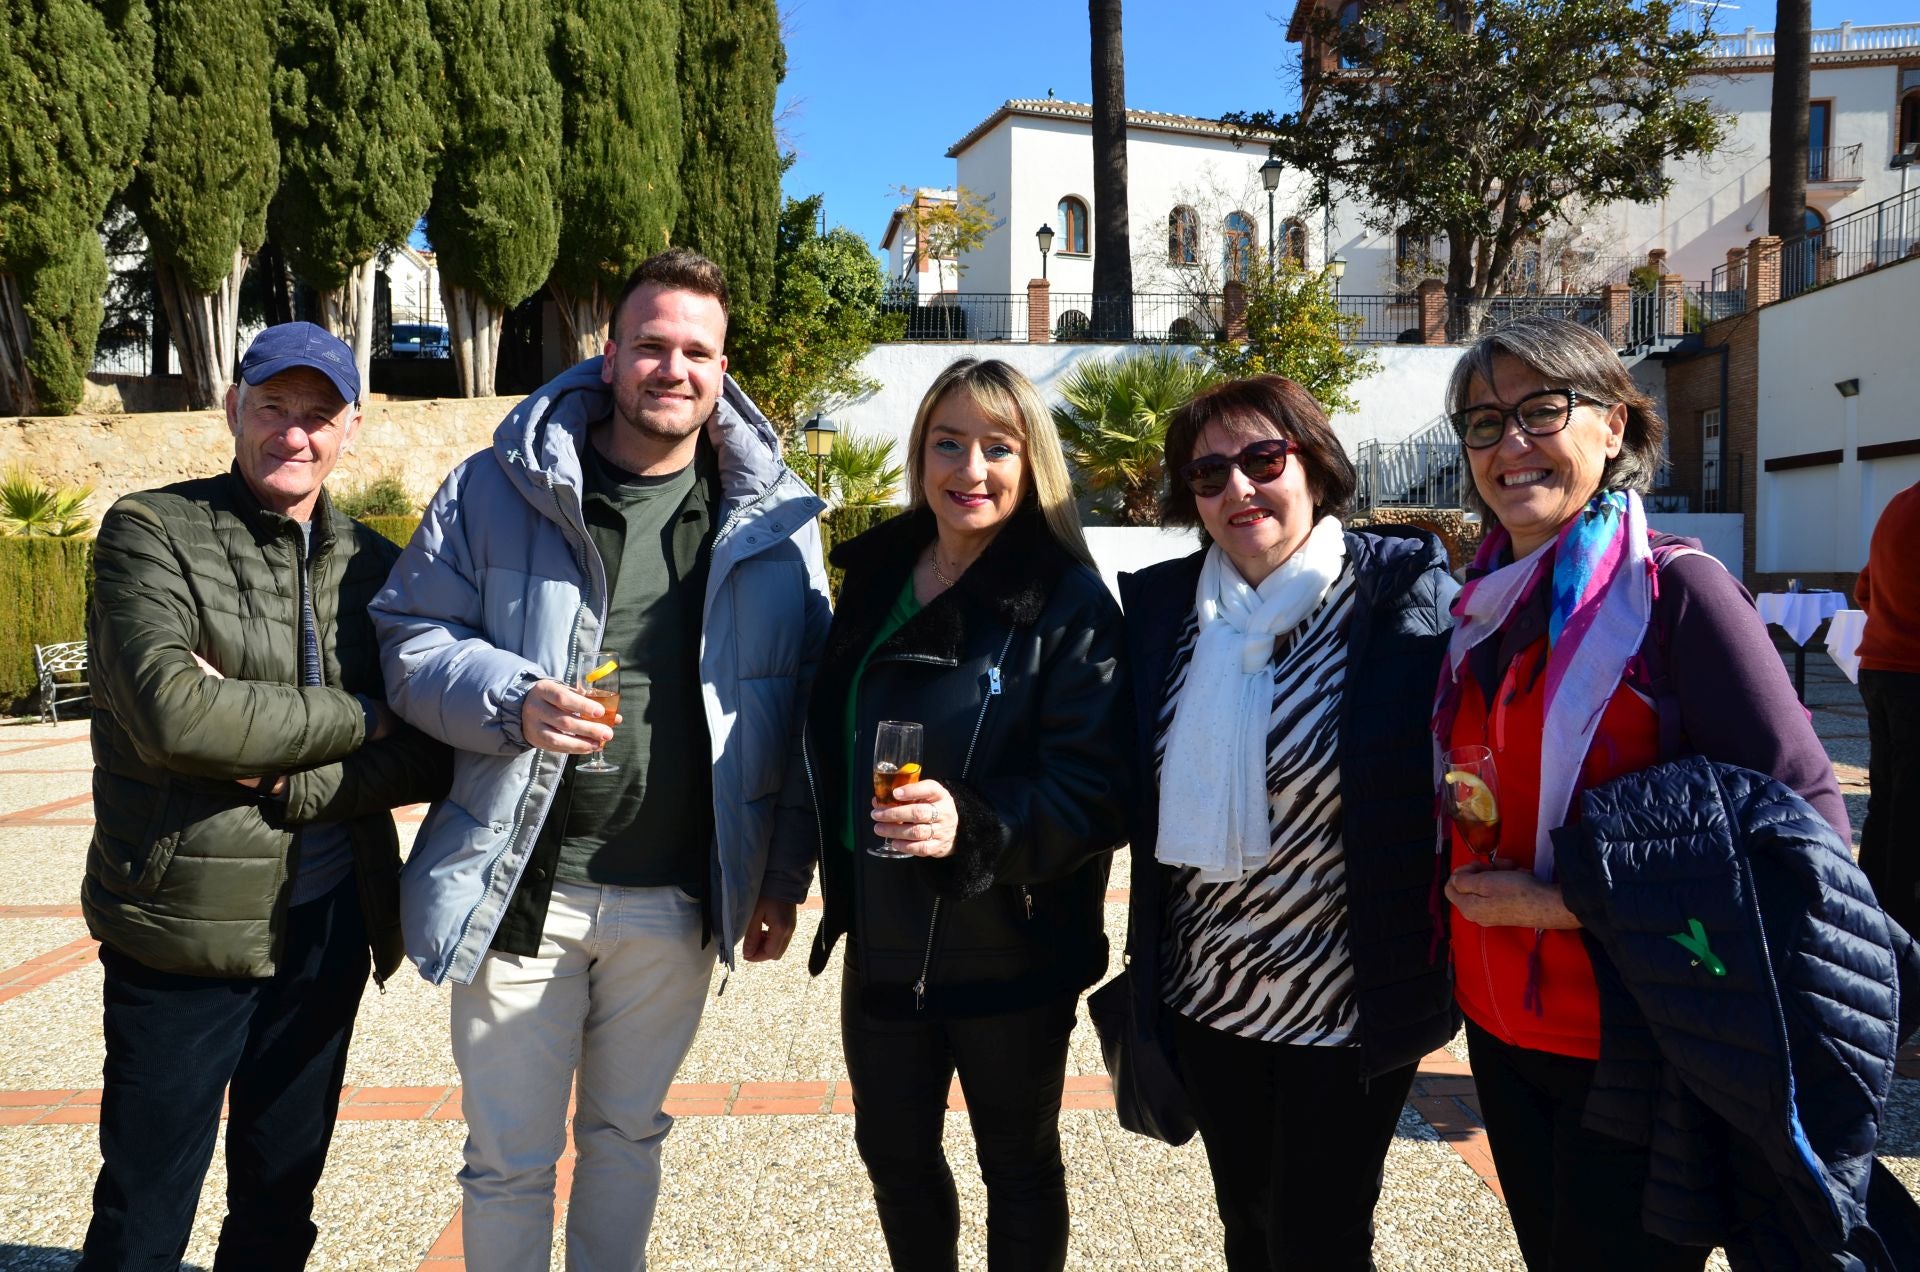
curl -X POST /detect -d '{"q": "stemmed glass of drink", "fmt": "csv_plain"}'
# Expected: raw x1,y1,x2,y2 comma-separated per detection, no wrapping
1443,745,1501,864
576,650,622,775
870,721,924,859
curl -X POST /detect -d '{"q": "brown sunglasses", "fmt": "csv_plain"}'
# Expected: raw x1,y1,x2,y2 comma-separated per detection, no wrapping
1177,437,1293,498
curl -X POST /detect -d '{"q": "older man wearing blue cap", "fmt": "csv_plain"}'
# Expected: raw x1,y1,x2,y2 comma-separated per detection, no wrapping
77,321,450,1269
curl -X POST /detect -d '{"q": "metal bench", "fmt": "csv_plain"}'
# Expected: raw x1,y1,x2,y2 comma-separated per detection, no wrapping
33,640,89,723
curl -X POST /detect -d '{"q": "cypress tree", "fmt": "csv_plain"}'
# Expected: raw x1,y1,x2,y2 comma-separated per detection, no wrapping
270,0,441,393
548,0,683,361
675,0,783,326
425,0,562,397
129,0,276,409
0,0,149,415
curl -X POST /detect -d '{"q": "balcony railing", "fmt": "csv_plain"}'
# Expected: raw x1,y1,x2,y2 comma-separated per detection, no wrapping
1354,416,1467,512
1808,143,1864,184
1708,22,1920,58
1709,186,1920,303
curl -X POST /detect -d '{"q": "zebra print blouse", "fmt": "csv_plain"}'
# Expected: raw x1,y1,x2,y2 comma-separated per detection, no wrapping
1156,563,1360,1044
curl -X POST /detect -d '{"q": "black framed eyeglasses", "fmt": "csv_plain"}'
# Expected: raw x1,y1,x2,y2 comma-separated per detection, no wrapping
1449,389,1592,450
1178,437,1293,498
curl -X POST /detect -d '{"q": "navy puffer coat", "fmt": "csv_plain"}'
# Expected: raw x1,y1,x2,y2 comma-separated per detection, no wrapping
1555,756,1920,1271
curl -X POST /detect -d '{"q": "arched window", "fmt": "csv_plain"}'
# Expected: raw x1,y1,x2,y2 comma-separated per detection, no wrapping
1279,218,1309,267
1223,212,1256,282
1337,0,1365,68
1900,89,1920,149
1394,224,1446,298
1057,197,1089,255
1168,206,1199,266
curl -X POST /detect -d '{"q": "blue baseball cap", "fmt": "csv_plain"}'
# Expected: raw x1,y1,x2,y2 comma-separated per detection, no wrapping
238,321,360,404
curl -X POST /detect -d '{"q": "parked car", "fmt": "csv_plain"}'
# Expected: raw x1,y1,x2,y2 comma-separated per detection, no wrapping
391,323,451,359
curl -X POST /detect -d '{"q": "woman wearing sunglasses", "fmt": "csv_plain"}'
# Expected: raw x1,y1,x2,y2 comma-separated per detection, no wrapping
1113,375,1458,1270
1435,318,1847,1269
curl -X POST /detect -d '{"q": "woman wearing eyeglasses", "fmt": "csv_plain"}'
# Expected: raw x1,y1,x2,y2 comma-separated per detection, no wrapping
1436,318,1846,1269
1114,375,1458,1270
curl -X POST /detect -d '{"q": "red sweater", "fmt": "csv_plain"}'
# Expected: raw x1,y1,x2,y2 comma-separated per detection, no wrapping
1856,482,1920,675
1447,542,1846,1059
1448,643,1659,1059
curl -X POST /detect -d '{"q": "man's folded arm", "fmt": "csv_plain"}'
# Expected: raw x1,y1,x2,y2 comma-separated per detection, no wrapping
281,723,455,824
92,501,365,779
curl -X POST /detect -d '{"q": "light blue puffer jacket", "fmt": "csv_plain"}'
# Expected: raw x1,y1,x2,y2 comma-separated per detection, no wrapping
370,359,830,984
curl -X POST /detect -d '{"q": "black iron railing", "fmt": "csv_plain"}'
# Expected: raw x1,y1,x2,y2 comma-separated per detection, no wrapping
1046,293,1223,343
1448,295,1610,343
1354,415,1467,512
1808,143,1865,184
91,338,152,376
1709,187,1920,303
1333,294,1425,344
880,290,1028,341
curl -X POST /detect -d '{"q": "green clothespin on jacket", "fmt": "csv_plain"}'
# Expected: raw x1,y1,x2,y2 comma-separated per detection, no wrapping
1668,918,1727,977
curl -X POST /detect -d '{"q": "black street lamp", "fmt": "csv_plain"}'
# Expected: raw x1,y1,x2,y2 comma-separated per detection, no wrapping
1328,253,1348,297
1036,223,1055,280
802,413,838,503
1259,156,1284,270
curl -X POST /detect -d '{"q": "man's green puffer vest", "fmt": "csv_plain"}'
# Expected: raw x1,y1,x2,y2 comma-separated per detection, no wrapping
83,467,450,982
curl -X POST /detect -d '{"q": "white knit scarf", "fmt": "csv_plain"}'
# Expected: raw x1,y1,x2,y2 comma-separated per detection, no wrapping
1156,516,1347,882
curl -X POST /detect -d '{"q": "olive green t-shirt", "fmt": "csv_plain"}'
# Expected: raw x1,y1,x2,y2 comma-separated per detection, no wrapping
543,435,716,892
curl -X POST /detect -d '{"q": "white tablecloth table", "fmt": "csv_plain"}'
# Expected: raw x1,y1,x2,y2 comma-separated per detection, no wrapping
1755,591,1849,701
1825,608,1869,684
1754,591,1849,646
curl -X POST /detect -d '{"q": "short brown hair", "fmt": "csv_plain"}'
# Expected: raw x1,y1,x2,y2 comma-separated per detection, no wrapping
1161,375,1357,527
1447,316,1666,517
611,247,730,340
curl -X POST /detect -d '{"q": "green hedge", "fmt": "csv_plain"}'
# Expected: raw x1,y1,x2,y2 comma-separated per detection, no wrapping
821,504,903,599
0,505,905,708
0,537,95,706
359,515,423,547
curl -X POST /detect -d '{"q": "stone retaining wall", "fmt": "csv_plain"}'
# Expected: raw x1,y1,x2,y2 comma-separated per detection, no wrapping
1349,507,1484,571
0,397,521,516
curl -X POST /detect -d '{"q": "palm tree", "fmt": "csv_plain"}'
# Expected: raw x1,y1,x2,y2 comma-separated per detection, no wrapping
823,431,905,508
1053,350,1219,525
1089,0,1133,339
0,468,93,537
1769,0,1811,240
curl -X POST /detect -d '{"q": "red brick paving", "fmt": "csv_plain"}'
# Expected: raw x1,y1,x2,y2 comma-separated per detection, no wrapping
0,792,94,826
0,935,99,1005
0,735,91,758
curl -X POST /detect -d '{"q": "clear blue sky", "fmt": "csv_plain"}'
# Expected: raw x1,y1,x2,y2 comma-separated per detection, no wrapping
774,0,1920,254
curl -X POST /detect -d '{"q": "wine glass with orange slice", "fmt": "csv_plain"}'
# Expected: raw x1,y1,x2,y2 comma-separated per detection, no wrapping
576,650,621,774
1443,745,1501,864
869,721,924,859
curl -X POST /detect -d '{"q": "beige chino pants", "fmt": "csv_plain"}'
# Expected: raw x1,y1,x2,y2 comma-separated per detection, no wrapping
452,880,715,1272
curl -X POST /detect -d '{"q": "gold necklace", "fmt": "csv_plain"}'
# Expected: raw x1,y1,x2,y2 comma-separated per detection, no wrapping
928,547,959,588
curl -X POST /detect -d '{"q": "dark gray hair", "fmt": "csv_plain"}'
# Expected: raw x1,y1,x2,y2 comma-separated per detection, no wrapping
1446,316,1666,518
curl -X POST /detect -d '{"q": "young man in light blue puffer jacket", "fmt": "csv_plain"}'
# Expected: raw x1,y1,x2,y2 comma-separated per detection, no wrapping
370,248,829,1269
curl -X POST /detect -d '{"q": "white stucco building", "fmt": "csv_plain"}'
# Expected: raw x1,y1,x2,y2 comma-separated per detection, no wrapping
1285,7,1920,292
905,21,1920,305
879,188,963,300
939,100,1310,313
1583,27,1920,283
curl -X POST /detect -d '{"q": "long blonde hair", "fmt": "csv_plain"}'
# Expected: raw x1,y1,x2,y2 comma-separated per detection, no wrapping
905,358,1093,568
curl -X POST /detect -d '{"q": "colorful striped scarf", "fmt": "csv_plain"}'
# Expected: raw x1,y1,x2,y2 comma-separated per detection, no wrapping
1432,489,1655,882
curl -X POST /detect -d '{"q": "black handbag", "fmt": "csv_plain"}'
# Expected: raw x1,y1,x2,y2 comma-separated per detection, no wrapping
1087,966,1196,1146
